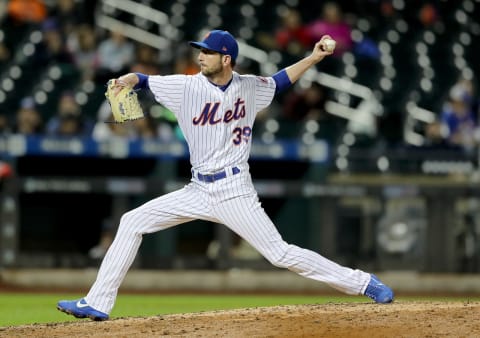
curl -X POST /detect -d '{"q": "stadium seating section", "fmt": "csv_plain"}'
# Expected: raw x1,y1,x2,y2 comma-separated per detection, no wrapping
0,0,479,165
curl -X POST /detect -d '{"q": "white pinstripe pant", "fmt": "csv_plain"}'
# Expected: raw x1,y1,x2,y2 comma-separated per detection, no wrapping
85,169,370,314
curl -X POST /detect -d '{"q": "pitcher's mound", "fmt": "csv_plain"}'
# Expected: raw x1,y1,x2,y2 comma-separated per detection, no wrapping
1,301,479,337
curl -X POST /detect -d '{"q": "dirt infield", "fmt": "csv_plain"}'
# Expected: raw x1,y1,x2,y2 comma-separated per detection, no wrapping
1,301,479,337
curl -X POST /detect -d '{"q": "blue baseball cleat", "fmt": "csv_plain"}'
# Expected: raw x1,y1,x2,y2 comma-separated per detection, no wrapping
364,274,394,303
57,298,109,321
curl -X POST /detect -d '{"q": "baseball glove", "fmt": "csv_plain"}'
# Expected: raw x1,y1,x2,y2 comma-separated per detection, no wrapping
105,79,144,123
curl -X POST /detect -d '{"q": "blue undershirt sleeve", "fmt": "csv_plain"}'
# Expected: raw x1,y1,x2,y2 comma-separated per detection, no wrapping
272,69,292,94
134,73,149,90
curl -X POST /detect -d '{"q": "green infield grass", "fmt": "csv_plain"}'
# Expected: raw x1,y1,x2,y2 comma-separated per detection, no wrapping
0,293,478,327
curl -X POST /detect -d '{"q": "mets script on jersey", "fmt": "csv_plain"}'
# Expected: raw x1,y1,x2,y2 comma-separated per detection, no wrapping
148,73,275,173
192,98,246,125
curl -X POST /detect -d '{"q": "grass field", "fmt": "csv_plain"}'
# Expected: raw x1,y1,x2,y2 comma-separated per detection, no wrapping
1,293,479,327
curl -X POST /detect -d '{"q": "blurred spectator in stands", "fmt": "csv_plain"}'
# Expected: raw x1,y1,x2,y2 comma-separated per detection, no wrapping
130,43,161,75
379,0,396,21
0,1,6,20
6,0,47,25
149,104,185,142
132,116,158,139
424,119,449,149
418,2,439,28
33,18,74,67
282,82,327,121
0,115,11,136
95,29,135,84
307,2,353,57
0,42,11,64
69,24,99,83
256,7,312,57
0,161,13,180
4,0,47,55
439,83,479,153
48,0,84,38
455,77,479,120
12,97,44,135
275,8,312,56
173,45,200,75
46,91,94,137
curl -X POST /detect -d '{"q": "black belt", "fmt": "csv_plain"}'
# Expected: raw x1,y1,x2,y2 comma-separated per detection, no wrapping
193,167,240,183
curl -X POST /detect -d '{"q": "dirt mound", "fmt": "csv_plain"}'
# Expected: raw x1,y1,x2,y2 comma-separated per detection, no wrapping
1,301,479,337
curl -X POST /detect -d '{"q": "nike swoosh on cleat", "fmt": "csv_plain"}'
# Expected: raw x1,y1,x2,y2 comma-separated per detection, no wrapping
76,300,89,308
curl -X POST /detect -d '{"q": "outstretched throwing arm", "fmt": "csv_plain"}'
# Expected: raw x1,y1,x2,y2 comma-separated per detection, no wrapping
284,35,335,84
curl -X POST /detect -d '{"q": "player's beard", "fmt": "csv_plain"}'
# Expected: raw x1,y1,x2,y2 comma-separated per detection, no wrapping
200,59,223,78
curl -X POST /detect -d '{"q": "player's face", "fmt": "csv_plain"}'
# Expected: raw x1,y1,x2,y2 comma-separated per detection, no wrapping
198,48,224,77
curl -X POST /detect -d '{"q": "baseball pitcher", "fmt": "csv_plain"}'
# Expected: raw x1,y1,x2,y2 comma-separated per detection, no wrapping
58,30,393,321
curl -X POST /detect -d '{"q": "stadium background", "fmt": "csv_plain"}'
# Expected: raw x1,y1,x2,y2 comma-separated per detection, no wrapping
1,0,480,294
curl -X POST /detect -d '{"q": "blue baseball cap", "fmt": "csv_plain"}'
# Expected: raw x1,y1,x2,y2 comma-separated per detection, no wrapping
189,30,239,61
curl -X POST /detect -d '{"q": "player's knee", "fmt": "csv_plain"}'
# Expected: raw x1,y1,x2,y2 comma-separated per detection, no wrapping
269,257,288,269
119,210,135,226
117,210,140,234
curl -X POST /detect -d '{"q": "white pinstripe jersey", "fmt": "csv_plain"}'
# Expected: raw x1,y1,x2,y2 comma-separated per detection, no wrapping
148,72,276,173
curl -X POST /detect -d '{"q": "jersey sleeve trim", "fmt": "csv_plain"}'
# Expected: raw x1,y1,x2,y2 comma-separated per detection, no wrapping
134,72,149,90
272,69,292,94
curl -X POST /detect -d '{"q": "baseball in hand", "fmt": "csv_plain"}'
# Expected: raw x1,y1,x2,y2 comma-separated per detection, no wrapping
322,38,336,52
